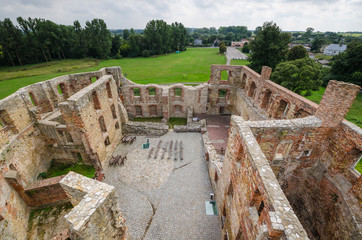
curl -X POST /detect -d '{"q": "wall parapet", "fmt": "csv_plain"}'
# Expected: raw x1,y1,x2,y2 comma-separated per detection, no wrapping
60,171,128,240
219,115,309,239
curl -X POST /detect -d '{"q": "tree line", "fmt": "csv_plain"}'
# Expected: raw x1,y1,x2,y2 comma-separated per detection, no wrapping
0,18,188,66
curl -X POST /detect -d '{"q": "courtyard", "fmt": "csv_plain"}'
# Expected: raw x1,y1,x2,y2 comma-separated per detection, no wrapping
103,132,221,240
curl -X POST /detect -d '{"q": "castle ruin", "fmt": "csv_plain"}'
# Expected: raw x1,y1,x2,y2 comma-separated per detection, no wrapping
0,64,361,239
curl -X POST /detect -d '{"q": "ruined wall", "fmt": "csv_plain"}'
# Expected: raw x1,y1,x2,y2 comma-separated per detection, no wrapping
216,116,309,240
0,67,126,240
0,93,53,240
121,80,208,119
59,75,123,167
245,80,362,240
60,172,129,240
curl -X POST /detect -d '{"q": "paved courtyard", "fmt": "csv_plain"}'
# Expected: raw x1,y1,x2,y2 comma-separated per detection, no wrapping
103,132,221,240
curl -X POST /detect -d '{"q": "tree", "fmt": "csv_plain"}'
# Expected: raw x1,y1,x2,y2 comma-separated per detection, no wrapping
111,35,121,56
84,19,112,59
122,29,130,40
144,20,171,55
329,41,362,86
219,41,226,53
271,57,322,95
248,22,291,73
311,37,325,52
286,45,308,61
242,42,250,53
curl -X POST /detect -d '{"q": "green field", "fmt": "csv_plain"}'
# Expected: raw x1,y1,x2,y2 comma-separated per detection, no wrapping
305,87,362,128
0,48,227,99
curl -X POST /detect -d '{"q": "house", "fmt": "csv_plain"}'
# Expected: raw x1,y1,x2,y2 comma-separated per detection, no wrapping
213,39,221,46
231,39,249,47
194,39,203,45
324,44,347,56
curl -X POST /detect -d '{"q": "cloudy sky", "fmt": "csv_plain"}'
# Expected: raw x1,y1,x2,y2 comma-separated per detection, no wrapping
1,0,361,32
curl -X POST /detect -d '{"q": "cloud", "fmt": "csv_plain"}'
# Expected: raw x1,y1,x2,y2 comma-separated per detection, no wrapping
0,0,361,31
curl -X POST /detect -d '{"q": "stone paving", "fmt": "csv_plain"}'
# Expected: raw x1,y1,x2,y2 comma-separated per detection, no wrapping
103,132,221,240
195,114,231,151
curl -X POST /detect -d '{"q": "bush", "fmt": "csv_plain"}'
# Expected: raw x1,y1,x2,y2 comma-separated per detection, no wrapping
142,50,150,58
114,53,122,59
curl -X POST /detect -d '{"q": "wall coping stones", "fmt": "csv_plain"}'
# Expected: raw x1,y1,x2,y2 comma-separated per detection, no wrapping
231,115,309,239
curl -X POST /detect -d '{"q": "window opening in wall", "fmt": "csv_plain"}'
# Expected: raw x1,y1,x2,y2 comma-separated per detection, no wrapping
58,83,67,95
218,89,227,98
174,88,182,97
99,116,107,132
133,88,140,96
353,153,362,175
1,110,17,132
214,172,218,181
248,82,256,97
29,92,38,106
106,82,112,98
240,73,247,88
115,121,120,129
174,105,182,113
149,87,156,95
111,104,117,119
65,131,73,143
104,136,110,146
261,90,272,109
275,100,288,119
92,91,101,110
274,141,293,161
303,150,311,156
149,105,157,116
227,182,234,197
135,105,142,116
91,77,97,83
221,70,229,80
77,153,83,163
257,201,264,216
57,85,63,94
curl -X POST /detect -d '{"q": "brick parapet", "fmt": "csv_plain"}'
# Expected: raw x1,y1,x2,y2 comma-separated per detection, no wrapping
218,115,309,239
60,171,129,240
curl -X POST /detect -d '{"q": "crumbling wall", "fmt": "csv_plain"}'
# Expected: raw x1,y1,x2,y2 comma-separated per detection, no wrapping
121,80,208,120
60,172,129,240
59,75,123,167
246,81,362,240
216,115,309,240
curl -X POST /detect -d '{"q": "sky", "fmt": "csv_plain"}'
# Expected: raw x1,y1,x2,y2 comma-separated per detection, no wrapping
0,0,361,32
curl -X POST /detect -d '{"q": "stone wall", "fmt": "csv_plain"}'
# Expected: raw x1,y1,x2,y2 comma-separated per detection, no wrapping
60,172,129,240
123,121,168,136
216,115,309,240
59,75,123,167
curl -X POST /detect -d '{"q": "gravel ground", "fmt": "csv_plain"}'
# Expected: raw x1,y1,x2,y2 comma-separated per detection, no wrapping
104,132,221,240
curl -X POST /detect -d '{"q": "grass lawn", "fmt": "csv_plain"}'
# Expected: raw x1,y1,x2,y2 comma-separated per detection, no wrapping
355,160,362,174
133,117,187,129
0,48,226,99
230,59,250,65
43,162,95,179
314,53,333,60
304,87,362,128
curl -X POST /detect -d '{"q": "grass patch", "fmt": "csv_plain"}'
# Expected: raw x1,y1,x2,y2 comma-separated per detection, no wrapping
133,117,163,123
230,59,250,65
0,48,226,99
43,161,95,179
169,118,187,128
305,87,362,128
355,159,362,174
314,53,333,60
